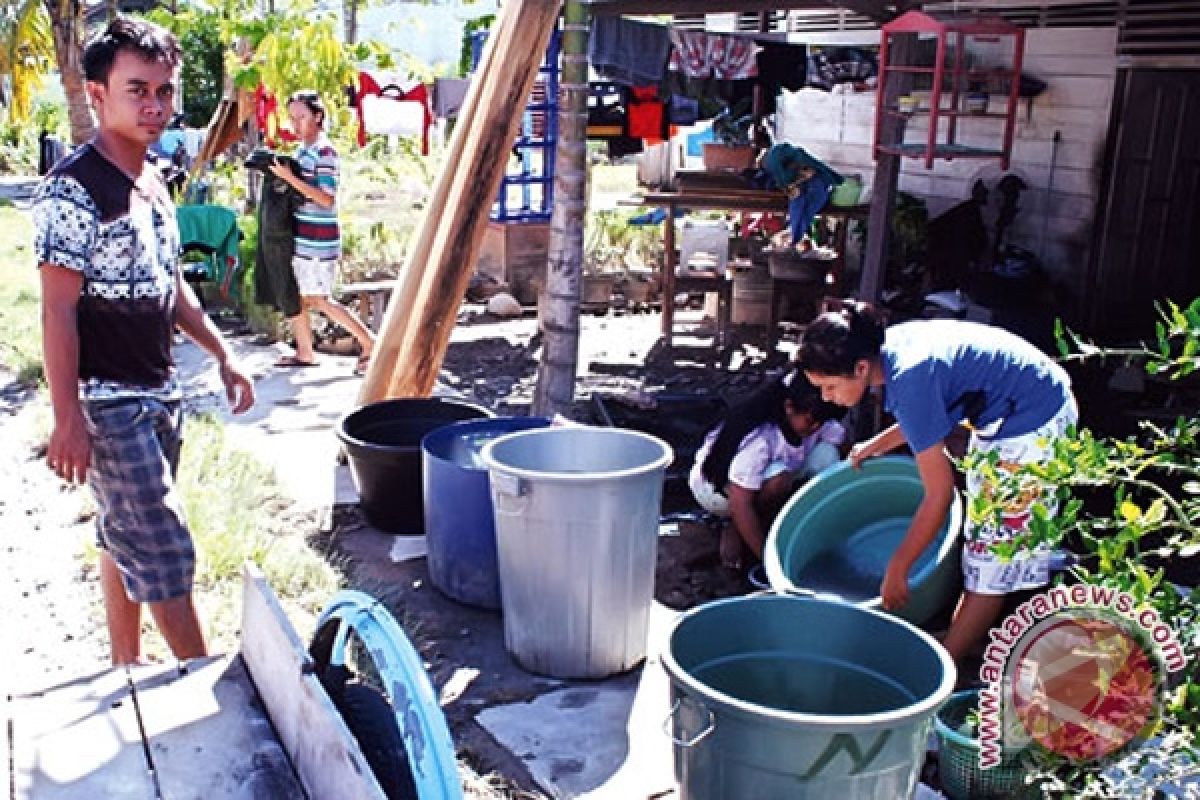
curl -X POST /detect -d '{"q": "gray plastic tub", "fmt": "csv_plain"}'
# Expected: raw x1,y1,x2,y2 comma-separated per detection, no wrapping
481,426,673,679
662,594,956,799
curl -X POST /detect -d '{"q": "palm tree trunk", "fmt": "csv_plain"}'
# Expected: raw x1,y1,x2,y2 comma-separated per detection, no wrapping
343,0,359,44
532,3,587,417
45,0,93,144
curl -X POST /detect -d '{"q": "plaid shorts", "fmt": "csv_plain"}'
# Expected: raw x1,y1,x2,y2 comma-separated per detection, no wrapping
83,396,194,603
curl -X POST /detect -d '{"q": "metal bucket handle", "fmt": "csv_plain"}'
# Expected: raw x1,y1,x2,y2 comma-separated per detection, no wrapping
665,697,715,748
490,471,530,515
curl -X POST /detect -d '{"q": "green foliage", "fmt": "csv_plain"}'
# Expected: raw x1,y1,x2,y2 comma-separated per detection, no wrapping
227,2,393,132
146,7,224,127
178,414,340,652
584,209,663,273
460,15,495,77
964,299,1200,795
0,207,42,384
0,96,65,174
0,0,54,123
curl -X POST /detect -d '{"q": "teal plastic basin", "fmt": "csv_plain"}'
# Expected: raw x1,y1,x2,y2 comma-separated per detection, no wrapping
765,456,962,625
662,594,956,799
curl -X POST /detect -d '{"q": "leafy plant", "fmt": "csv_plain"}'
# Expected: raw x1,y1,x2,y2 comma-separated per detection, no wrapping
965,298,1200,796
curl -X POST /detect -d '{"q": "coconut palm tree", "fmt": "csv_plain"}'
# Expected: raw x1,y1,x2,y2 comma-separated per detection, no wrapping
0,0,53,123
43,0,93,143
532,3,587,417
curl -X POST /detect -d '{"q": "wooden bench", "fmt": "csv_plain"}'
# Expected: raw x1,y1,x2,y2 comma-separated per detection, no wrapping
338,280,397,333
7,564,390,800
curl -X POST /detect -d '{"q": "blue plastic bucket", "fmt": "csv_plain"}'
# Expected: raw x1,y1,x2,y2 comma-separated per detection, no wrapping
421,417,551,609
765,456,962,625
662,594,955,799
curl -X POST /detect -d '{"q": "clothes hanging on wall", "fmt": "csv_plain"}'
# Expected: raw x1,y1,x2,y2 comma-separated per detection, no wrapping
253,86,297,147
587,82,627,139
627,86,666,142
661,71,755,121
666,95,700,126
433,78,471,118
805,47,877,91
607,135,644,160
589,16,672,86
668,30,760,80
354,71,434,153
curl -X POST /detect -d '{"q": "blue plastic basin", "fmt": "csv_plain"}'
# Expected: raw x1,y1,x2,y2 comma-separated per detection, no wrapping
421,417,551,609
765,455,962,625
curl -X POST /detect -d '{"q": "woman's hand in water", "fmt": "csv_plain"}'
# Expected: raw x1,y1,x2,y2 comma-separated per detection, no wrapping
880,558,910,610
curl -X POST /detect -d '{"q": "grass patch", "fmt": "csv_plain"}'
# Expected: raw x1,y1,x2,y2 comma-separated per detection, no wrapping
77,412,341,660
0,207,43,384
174,414,341,655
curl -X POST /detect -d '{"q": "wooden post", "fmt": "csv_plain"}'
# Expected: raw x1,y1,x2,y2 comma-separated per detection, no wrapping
860,34,916,304
356,3,514,404
384,0,563,398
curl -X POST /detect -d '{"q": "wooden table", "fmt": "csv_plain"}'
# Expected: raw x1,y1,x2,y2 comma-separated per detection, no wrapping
633,189,870,347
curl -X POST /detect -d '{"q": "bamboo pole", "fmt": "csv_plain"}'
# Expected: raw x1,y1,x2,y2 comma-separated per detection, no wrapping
356,3,515,403
384,0,562,398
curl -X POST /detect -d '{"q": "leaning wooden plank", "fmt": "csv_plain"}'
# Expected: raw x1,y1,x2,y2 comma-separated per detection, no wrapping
239,562,387,800
4,684,11,796
386,0,563,398
10,667,154,799
357,0,514,404
129,654,305,799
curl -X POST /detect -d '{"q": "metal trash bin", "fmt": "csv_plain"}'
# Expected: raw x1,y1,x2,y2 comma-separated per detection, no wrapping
481,426,673,679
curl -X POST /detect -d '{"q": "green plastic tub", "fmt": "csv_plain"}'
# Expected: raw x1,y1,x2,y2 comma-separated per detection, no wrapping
662,594,956,799
765,456,962,625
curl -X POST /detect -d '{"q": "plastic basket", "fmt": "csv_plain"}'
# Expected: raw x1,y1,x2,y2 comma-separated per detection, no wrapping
934,690,1033,800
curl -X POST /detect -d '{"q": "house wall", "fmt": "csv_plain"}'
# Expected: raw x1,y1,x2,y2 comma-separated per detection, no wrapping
774,27,1118,313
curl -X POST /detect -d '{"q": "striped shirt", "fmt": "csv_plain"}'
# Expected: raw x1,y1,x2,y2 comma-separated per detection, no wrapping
293,134,340,261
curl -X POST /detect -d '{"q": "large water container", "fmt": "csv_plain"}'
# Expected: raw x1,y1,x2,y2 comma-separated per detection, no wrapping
765,456,962,625
662,594,955,799
481,427,673,679
421,417,551,609
336,398,492,534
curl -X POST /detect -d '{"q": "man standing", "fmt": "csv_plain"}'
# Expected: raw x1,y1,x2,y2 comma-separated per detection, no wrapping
33,17,255,665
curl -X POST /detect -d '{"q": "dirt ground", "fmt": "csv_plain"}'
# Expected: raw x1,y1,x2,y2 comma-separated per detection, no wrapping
0,303,790,798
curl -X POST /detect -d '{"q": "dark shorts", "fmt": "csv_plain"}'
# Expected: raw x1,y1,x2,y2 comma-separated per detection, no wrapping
83,396,193,603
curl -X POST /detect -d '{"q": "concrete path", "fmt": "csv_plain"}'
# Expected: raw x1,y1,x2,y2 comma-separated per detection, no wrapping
174,318,691,799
